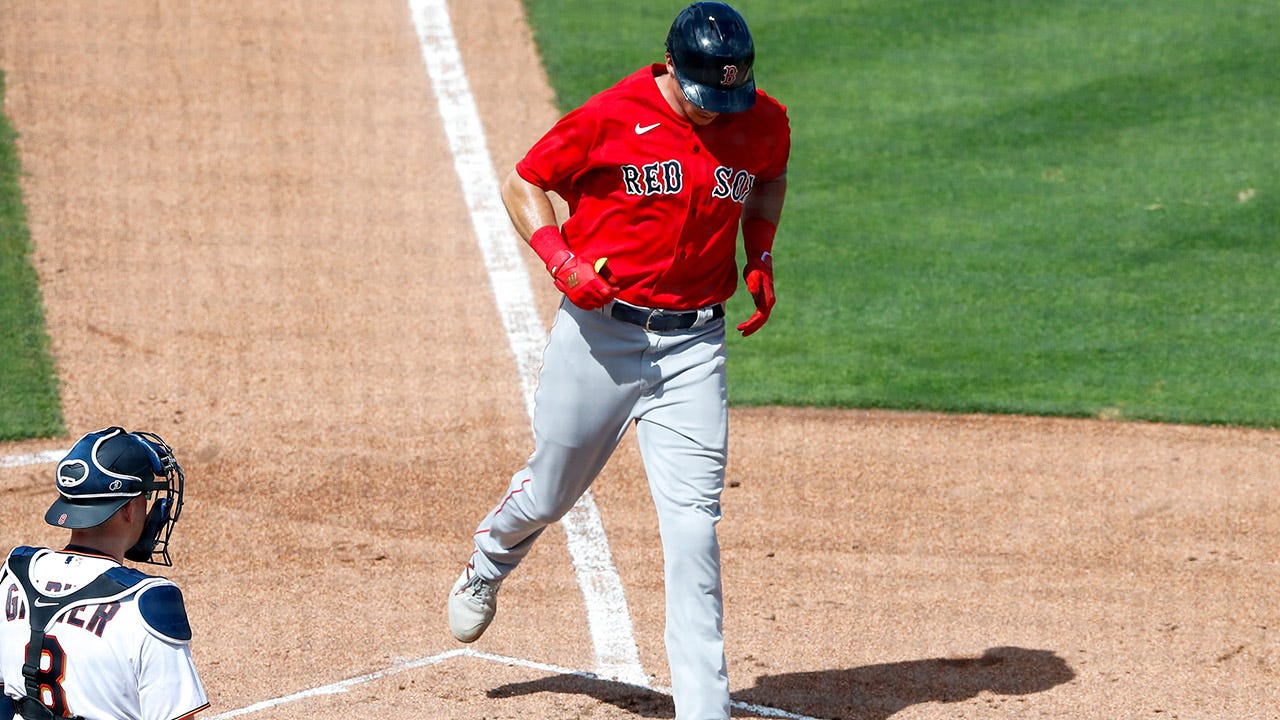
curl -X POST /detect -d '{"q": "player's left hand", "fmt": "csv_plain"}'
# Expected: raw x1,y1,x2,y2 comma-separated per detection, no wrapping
736,263,775,337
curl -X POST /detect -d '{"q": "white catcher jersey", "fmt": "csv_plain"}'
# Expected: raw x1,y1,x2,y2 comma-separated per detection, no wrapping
1,547,208,720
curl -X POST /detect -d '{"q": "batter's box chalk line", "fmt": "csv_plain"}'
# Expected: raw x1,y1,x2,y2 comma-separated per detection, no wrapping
206,647,826,720
0,449,66,469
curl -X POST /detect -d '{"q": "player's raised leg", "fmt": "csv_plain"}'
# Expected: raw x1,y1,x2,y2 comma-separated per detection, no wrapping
450,301,644,642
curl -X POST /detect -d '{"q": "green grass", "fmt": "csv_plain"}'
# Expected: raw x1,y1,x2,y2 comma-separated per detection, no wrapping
0,70,64,440
524,0,1280,427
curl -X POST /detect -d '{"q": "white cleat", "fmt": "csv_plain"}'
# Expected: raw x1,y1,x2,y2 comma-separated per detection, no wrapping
448,570,500,643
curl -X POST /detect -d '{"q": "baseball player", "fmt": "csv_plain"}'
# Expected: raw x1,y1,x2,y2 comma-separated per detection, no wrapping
447,3,790,717
1,427,208,720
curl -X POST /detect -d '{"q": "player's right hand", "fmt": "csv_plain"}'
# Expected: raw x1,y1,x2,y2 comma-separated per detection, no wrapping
547,250,619,310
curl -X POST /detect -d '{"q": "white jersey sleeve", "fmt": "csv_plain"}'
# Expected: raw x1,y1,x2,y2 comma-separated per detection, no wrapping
134,584,209,720
137,633,208,720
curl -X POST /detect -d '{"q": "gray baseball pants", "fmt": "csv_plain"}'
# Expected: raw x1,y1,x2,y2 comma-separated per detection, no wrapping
469,297,731,720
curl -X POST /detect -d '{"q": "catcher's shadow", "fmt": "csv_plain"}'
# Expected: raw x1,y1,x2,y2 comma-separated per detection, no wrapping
486,645,1074,719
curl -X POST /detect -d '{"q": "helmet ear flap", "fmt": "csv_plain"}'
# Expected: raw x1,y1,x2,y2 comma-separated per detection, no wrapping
125,497,177,565
125,498,171,564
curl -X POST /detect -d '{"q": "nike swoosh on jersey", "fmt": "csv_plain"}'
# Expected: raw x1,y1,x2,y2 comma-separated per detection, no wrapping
34,598,59,607
634,122,661,135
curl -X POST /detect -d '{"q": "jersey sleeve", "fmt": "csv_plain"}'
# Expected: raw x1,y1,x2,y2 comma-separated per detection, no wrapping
756,94,791,182
136,631,209,720
514,103,599,198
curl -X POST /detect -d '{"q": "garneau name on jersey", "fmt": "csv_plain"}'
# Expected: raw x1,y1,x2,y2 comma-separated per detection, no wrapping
622,162,755,202
6,585,121,638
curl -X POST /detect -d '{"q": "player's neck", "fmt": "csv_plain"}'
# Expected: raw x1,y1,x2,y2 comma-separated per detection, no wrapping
65,535,126,563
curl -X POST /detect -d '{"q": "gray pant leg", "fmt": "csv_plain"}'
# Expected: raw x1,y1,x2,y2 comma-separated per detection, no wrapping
636,324,731,720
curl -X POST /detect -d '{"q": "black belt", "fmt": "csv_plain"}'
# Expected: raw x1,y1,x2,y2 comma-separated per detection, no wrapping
609,301,724,332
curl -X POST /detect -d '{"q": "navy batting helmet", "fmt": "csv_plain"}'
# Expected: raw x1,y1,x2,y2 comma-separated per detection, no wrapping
47,427,186,566
666,2,756,114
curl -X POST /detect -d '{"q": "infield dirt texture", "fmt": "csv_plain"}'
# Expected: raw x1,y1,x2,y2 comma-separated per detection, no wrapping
1,2,1277,718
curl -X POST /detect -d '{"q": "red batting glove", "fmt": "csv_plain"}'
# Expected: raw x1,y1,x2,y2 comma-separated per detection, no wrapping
547,250,618,310
529,225,618,310
736,217,777,337
736,262,775,337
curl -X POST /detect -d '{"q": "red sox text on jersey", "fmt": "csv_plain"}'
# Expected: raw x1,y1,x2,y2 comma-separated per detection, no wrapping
621,161,756,203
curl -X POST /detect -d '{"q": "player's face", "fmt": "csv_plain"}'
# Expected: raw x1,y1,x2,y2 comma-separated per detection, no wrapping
665,59,720,126
682,98,720,126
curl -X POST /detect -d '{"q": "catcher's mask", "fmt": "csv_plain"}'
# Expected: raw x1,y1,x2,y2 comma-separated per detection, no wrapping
46,427,186,566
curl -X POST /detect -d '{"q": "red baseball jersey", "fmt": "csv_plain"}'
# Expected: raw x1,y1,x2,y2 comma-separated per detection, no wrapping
516,64,791,310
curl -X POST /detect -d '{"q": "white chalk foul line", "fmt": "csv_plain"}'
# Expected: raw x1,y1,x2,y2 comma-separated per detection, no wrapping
207,648,827,720
205,650,469,719
0,449,64,468
406,0,645,687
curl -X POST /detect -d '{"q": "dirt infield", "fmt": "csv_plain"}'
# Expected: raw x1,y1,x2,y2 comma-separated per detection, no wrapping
1,1,1276,718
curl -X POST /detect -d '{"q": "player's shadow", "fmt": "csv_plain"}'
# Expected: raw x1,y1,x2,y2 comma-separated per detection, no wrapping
487,645,1074,719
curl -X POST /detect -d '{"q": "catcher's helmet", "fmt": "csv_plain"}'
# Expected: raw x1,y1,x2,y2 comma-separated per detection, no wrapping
666,2,756,114
46,427,186,566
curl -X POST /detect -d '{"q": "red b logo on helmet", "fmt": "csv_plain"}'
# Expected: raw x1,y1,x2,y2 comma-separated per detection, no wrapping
721,64,738,86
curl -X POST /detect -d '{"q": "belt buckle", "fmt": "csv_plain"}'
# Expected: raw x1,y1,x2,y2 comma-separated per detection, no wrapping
644,308,665,332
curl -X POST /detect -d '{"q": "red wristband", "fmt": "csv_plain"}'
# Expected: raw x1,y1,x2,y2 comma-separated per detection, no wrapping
742,217,777,269
529,225,569,269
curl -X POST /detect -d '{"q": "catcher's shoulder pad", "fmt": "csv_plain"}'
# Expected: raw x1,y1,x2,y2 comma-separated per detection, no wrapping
4,545,39,572
104,565,150,587
136,582,193,644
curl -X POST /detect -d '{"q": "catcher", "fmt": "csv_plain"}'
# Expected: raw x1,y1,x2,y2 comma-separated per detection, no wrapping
1,427,208,720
